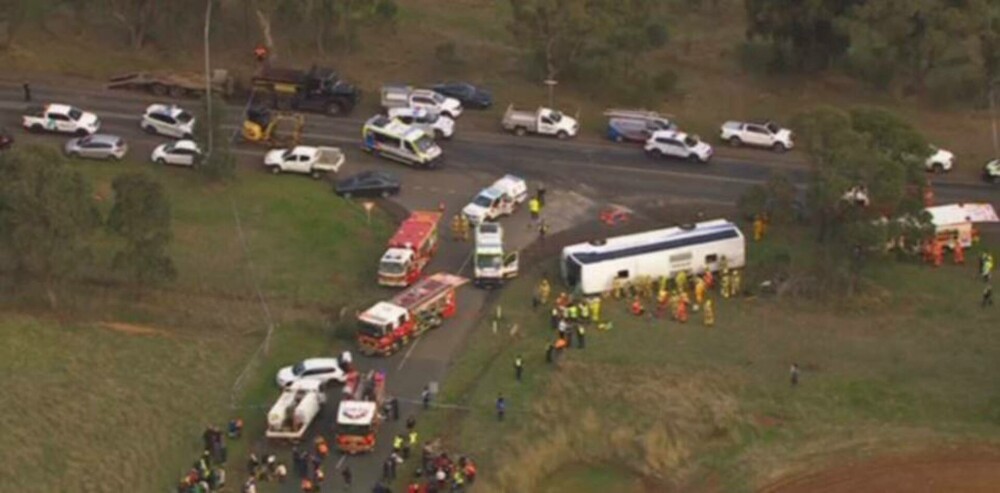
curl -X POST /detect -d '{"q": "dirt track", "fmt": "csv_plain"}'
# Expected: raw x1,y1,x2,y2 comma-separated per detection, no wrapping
760,448,1000,493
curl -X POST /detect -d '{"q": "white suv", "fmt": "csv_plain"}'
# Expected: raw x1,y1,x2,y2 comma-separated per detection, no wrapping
720,121,794,152
644,130,713,163
925,146,954,173
141,104,195,139
388,107,455,139
275,356,350,388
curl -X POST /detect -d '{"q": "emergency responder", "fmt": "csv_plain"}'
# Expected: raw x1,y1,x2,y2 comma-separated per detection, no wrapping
954,242,965,265
314,436,329,458
612,278,624,299
721,269,732,299
675,270,688,293
631,297,645,316
694,276,706,309
984,284,994,308
590,297,601,323
659,275,669,295
539,278,551,304
719,255,729,273
450,214,462,241
567,303,579,321
656,289,670,318
704,270,715,290
253,44,269,63
536,183,547,206
576,324,586,348
459,215,471,241
409,430,419,451
753,214,765,241
550,306,560,329
932,240,944,267
731,269,742,297
514,355,524,381
676,296,689,323
529,197,541,222
703,298,715,327
578,300,590,323
393,434,404,455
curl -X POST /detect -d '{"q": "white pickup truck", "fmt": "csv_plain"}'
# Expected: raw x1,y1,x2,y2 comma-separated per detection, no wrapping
22,104,101,136
502,105,579,139
381,85,463,119
720,121,793,152
264,145,345,179
265,379,327,440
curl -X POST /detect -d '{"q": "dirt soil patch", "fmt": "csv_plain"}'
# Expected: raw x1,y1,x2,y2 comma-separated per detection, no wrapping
760,448,1000,493
101,321,169,337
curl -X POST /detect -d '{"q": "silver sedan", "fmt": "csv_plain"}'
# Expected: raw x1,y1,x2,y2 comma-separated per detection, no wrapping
64,134,128,161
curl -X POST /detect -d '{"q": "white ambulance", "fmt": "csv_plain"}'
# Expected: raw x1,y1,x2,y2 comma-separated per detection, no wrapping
461,175,528,225
362,115,443,168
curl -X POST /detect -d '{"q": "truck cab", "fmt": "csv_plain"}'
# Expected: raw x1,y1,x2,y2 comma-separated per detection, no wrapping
335,371,385,454
502,105,579,139
381,85,463,119
378,248,419,286
474,222,519,287
356,301,413,356
461,175,528,225
362,115,443,168
252,65,360,116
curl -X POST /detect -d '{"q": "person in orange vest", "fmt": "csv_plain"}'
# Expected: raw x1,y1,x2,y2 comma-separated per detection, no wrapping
676,297,689,323
630,297,645,316
253,44,269,63
704,270,715,290
932,240,944,267
314,436,329,458
694,277,706,309
953,241,965,265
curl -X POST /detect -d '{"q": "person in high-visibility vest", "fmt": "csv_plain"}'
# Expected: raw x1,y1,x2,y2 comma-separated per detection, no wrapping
704,270,715,290
567,303,578,321
631,297,645,316
528,197,541,221
656,289,669,318
578,301,590,322
659,275,668,294
731,270,742,298
590,297,601,322
676,298,689,323
392,435,404,454
753,215,765,241
459,215,471,241
694,277,706,308
703,298,715,327
675,270,688,294
721,269,732,298
538,278,551,304
450,215,462,241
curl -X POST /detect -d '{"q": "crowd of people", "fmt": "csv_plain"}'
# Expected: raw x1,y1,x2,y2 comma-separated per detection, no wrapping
176,420,242,493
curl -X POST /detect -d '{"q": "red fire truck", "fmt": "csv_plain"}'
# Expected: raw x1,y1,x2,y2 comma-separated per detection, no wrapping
357,272,468,356
378,211,442,287
334,370,386,454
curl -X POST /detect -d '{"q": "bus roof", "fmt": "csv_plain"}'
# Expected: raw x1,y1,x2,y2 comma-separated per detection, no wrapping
563,220,741,265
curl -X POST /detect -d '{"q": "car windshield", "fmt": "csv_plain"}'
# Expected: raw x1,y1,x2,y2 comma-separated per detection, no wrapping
476,253,503,270
357,320,386,338
431,92,446,104
424,112,440,123
68,108,83,121
765,122,779,133
414,135,435,152
281,149,294,159
472,194,493,207
292,362,306,376
549,112,563,123
379,260,406,275
176,111,193,123
163,143,176,152
79,136,93,145
337,423,372,436
683,136,699,147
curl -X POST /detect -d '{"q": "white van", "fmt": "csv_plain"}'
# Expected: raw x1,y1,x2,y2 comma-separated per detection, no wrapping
474,222,519,287
461,175,528,225
362,115,443,168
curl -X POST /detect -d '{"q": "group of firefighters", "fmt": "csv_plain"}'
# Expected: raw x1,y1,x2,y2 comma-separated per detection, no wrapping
449,214,472,241
177,421,244,493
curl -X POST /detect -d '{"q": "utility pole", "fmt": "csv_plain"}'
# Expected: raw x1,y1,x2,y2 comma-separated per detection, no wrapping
204,0,214,159
991,79,999,160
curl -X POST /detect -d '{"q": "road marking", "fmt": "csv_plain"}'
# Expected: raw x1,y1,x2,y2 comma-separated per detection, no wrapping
397,336,421,371
457,250,474,275
335,455,347,470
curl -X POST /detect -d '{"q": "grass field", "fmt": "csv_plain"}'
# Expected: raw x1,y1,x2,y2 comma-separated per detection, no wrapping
0,161,392,492
410,226,1000,492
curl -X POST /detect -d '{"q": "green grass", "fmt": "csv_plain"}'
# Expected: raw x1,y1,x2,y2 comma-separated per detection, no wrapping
408,228,1000,492
0,161,393,493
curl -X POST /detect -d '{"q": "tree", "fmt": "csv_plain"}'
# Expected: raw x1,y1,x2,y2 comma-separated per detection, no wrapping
507,0,596,80
107,0,157,49
106,173,176,292
0,146,100,308
744,0,860,72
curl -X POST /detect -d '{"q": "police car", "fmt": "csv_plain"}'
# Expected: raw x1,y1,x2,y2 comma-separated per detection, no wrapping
362,115,443,168
140,104,195,139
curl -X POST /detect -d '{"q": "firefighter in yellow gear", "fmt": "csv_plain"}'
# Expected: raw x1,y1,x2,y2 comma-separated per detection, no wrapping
703,298,715,327
578,301,590,322
538,278,551,304
590,297,601,322
694,277,706,308
658,275,668,295
719,255,729,273
753,215,765,241
450,214,462,240
731,269,742,297
675,270,688,293
676,297,689,323
459,215,471,241
656,289,670,318
612,278,624,299
721,269,732,299
641,276,654,298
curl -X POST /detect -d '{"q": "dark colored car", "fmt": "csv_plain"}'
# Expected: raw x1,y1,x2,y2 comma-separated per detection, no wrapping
431,82,493,110
335,170,401,198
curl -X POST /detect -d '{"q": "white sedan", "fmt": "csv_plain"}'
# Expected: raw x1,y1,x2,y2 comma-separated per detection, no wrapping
141,104,195,139
151,140,202,167
925,146,955,173
275,356,350,388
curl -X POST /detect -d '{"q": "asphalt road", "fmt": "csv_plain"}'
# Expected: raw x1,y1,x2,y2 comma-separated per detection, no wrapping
0,78,995,492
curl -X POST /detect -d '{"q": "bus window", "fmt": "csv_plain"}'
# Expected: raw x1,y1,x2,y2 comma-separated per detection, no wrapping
616,269,629,278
